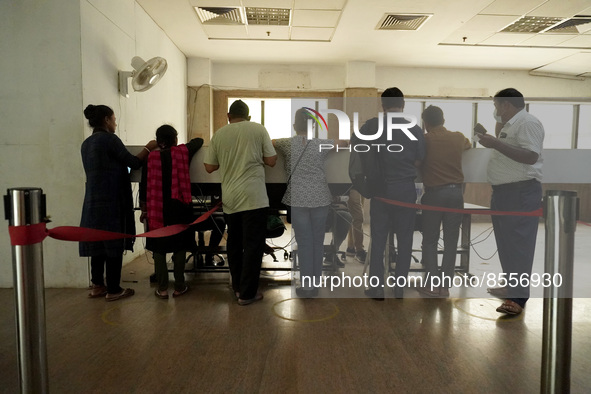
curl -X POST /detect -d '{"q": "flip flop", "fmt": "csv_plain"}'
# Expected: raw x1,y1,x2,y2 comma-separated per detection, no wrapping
105,288,135,302
173,286,189,298
155,289,169,299
496,300,523,315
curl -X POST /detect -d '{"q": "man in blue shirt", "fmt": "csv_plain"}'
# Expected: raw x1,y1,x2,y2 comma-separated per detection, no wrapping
362,87,425,299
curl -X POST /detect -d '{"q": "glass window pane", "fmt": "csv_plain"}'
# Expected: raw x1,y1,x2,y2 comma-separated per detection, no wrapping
291,99,329,139
263,99,291,139
425,100,472,139
228,98,262,124
404,100,423,129
475,101,496,148
577,105,591,149
528,103,572,149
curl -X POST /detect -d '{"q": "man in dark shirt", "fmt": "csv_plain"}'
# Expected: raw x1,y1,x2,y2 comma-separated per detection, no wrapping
362,87,425,299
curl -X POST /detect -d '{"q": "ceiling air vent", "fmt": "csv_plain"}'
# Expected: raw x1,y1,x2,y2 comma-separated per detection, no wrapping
377,14,432,31
246,7,291,26
194,7,246,25
500,16,564,33
546,15,591,34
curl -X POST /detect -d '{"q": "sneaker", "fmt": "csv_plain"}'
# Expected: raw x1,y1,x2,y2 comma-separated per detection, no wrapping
324,253,345,268
355,250,367,264
238,292,263,306
346,247,355,257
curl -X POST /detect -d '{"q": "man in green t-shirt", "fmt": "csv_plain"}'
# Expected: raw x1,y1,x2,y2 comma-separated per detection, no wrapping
204,100,277,306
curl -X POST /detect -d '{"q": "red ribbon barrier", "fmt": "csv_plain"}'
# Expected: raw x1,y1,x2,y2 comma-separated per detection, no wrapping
8,202,222,246
375,197,544,217
9,200,589,246
8,223,48,246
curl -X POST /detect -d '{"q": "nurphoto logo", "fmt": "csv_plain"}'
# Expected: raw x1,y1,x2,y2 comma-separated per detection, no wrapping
306,109,419,152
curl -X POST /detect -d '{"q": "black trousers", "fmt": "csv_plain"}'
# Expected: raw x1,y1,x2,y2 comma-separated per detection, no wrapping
491,180,542,307
90,254,123,294
224,207,268,299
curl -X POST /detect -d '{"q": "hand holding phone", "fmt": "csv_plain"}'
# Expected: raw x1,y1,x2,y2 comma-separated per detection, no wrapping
474,123,487,135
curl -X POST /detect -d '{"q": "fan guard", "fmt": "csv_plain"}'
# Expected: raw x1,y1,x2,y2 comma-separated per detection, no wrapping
118,56,168,97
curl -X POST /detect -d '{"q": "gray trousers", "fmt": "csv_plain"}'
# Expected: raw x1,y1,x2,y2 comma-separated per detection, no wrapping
420,186,463,286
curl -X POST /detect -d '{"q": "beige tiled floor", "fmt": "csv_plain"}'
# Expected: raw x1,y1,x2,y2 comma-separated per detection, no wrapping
1,221,590,393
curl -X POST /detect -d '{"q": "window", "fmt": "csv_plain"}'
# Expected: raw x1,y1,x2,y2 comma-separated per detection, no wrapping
475,101,496,146
577,105,591,149
291,98,329,139
228,97,328,139
528,103,573,149
403,100,424,129
425,100,473,140
227,96,590,149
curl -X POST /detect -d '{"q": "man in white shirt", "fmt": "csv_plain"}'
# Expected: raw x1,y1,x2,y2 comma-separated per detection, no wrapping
476,88,544,315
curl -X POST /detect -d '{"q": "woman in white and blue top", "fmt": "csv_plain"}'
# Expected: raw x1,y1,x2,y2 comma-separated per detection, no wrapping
273,108,334,298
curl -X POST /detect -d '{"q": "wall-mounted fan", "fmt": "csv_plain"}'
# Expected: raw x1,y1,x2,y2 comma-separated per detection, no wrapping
118,56,168,97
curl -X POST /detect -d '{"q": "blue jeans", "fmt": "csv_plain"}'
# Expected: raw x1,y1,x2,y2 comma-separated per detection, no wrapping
369,182,417,287
292,205,330,289
491,180,542,307
421,187,463,285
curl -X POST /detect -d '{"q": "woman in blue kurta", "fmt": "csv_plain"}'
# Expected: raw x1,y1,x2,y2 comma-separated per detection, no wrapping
80,104,157,301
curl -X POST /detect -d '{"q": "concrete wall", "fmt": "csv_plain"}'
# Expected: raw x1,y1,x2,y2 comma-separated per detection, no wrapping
0,0,85,288
0,0,186,288
190,61,591,97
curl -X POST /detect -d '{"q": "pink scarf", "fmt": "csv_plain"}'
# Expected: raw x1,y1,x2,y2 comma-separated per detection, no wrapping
146,145,191,230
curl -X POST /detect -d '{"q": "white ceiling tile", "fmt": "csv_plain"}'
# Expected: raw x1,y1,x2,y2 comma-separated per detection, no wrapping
440,31,495,44
479,0,547,16
528,0,591,18
242,0,293,8
292,10,341,27
247,25,290,40
479,32,536,45
192,0,242,7
290,27,334,40
577,22,591,34
201,24,248,39
556,35,591,47
520,34,578,46
294,0,347,10
534,52,591,74
456,14,520,32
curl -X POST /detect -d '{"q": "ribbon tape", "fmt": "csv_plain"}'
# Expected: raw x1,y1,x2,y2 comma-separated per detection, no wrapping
375,197,544,217
8,199,588,246
8,203,221,246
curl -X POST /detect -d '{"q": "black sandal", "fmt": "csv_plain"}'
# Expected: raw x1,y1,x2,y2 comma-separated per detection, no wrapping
155,289,169,299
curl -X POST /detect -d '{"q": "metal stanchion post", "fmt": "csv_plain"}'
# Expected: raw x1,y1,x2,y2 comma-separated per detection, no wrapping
541,190,578,394
4,188,49,394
